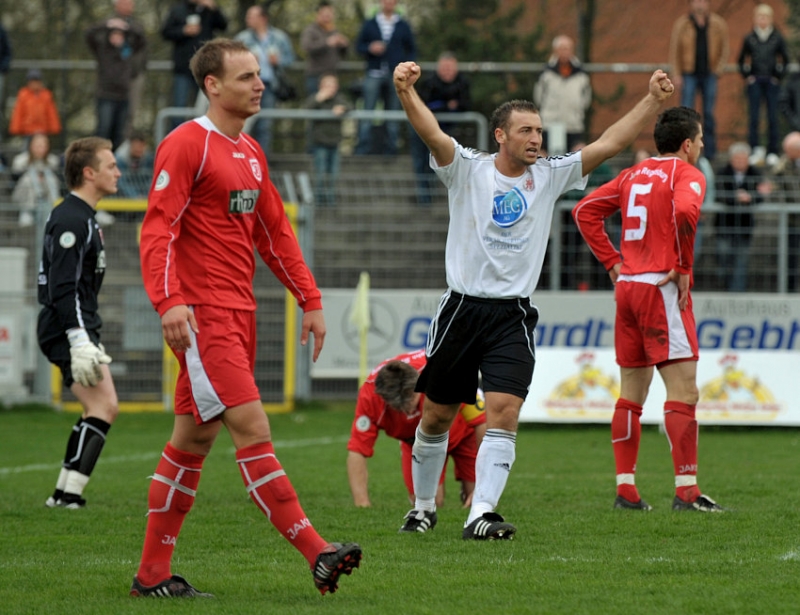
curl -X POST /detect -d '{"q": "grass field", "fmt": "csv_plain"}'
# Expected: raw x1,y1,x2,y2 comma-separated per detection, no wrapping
1,402,799,614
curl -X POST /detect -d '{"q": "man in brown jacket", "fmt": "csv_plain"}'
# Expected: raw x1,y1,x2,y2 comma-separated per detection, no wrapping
668,0,730,160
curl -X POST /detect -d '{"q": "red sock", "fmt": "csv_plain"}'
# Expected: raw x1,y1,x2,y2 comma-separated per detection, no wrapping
611,399,642,501
664,401,700,501
236,442,328,566
136,442,204,586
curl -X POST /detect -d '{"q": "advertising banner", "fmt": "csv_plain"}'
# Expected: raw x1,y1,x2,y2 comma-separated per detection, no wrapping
314,289,800,423
520,347,792,426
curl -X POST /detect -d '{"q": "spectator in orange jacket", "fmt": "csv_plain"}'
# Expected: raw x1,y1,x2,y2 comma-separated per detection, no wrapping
8,69,62,138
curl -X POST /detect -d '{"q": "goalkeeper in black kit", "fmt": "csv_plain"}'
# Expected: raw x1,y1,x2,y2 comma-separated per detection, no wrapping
37,136,121,509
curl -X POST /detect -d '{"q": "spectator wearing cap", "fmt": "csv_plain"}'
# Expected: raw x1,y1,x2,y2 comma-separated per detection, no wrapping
8,69,62,139
86,12,147,150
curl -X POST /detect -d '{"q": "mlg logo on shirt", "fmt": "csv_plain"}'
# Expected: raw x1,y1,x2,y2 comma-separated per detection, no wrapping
229,190,260,214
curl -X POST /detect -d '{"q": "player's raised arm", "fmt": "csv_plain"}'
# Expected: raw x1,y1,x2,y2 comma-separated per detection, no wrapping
394,61,454,167
581,70,674,175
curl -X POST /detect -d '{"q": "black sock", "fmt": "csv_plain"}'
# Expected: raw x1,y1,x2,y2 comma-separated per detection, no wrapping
70,417,111,477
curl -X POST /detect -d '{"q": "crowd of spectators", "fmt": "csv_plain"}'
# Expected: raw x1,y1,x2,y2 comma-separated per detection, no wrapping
0,1,798,294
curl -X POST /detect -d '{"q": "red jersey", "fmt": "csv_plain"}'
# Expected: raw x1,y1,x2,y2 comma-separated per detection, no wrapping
140,117,321,316
572,157,704,276
347,349,485,457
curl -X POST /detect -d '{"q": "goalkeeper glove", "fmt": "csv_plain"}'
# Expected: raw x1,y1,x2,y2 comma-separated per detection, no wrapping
66,328,112,387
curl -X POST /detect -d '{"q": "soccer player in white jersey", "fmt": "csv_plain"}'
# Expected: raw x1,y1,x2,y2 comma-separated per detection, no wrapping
573,106,724,513
392,61,675,539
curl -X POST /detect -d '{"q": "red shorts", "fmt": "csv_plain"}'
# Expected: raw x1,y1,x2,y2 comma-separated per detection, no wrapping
174,305,261,424
399,414,478,497
614,278,698,368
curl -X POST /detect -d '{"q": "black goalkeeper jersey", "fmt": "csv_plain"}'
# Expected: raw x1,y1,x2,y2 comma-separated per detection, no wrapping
37,193,106,345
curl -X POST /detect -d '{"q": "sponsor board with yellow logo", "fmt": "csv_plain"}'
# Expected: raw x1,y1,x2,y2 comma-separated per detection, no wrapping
521,348,790,425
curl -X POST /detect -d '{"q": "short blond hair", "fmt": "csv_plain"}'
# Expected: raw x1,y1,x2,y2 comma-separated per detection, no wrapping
754,3,773,18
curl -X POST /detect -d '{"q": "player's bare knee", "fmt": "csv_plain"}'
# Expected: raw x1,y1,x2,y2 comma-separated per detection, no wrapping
105,399,120,423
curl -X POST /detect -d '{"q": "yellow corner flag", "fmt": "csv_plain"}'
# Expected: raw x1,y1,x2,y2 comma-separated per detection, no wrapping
350,272,371,385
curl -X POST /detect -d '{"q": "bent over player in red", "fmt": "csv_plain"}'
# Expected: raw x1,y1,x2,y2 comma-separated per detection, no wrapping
347,349,486,514
131,39,361,598
573,106,725,512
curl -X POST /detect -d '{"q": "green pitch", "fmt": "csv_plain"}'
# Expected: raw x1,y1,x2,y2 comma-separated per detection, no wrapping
1,402,798,614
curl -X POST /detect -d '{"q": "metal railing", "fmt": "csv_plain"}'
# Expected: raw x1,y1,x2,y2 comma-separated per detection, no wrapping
153,107,489,150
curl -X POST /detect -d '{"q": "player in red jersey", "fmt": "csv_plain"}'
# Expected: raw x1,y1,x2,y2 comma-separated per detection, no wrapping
347,350,486,510
131,39,360,599
573,106,724,513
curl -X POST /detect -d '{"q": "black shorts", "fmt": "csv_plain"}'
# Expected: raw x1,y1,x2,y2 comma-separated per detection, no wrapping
415,290,539,405
37,309,101,389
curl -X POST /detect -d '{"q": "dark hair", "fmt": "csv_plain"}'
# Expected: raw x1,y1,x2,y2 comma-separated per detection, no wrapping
374,360,419,411
317,0,332,9
129,129,148,143
653,106,702,155
190,38,252,94
490,100,539,139
63,137,113,190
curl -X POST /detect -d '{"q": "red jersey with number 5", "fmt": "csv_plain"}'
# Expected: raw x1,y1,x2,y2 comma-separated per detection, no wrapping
572,157,705,276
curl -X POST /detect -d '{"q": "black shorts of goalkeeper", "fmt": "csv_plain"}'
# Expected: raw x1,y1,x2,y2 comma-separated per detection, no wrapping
37,319,103,388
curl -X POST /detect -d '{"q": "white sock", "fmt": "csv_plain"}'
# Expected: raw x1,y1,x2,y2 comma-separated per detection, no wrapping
55,467,69,491
467,429,516,524
411,426,449,512
64,470,90,496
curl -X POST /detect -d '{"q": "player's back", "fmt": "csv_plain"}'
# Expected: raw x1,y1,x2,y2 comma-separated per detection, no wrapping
617,156,703,276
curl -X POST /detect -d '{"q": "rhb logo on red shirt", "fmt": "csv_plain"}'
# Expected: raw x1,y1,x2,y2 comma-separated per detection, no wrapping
229,190,259,214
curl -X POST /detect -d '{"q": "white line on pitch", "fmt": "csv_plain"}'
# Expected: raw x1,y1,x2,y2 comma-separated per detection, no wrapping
0,434,350,476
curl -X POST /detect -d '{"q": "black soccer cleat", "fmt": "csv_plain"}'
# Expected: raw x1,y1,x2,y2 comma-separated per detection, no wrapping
398,509,438,533
313,542,362,595
614,495,653,511
130,574,214,598
45,492,86,509
45,489,64,508
672,494,726,512
462,512,516,540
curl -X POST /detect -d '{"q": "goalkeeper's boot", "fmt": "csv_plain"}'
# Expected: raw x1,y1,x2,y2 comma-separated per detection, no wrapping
312,542,362,595
614,495,653,511
59,493,87,509
130,574,214,598
45,491,86,509
45,489,64,508
462,512,516,540
672,494,726,512
399,508,437,533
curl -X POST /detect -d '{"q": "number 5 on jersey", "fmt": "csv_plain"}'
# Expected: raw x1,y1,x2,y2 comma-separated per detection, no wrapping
624,183,652,242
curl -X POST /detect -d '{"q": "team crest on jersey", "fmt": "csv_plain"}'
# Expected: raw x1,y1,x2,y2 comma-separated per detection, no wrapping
492,187,528,228
155,170,170,191
523,176,534,191
690,181,702,196
249,158,262,182
355,416,371,432
59,231,76,248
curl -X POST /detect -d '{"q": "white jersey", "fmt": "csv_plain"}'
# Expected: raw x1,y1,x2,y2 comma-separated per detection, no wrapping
433,140,587,298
